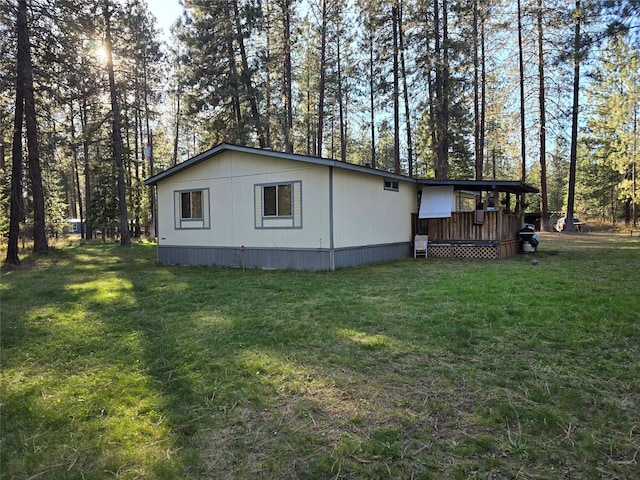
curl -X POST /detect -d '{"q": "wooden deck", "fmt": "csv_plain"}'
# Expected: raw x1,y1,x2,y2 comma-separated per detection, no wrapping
418,211,523,259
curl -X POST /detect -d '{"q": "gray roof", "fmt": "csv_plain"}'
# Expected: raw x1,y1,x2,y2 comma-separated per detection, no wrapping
144,143,538,195
418,179,539,194
143,142,408,186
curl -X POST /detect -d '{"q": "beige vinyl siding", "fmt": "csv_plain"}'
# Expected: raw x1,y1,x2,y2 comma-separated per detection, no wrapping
332,170,415,249
157,150,331,249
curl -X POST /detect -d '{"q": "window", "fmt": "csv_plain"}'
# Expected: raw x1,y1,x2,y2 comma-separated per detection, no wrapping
174,188,210,229
255,181,302,229
263,183,292,217
181,190,203,219
455,192,477,212
384,179,399,191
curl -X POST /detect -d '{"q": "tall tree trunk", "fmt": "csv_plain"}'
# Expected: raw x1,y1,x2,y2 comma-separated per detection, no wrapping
148,129,156,238
368,11,376,168
0,129,4,171
17,0,48,253
633,91,637,227
566,0,581,232
537,0,551,231
317,0,328,157
232,0,266,148
104,0,131,246
223,1,243,131
424,8,436,175
473,0,482,180
69,102,84,239
173,92,180,166
336,5,346,162
6,53,25,265
282,0,293,153
143,61,155,238
80,93,92,240
134,75,142,238
434,0,442,176
398,0,413,176
434,0,449,179
265,3,272,149
337,40,346,162
517,0,527,194
442,0,449,177
480,13,486,181
392,2,401,174
306,62,313,155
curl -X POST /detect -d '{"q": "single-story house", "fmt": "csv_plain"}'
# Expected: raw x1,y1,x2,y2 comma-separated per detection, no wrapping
144,143,538,270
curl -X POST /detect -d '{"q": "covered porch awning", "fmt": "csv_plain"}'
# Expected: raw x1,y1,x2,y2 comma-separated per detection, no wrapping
415,180,539,259
417,179,539,195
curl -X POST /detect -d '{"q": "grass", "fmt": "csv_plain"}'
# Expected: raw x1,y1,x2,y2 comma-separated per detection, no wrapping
1,232,639,479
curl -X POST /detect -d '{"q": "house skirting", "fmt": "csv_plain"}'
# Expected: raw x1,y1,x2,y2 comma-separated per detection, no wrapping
156,242,411,271
427,240,519,259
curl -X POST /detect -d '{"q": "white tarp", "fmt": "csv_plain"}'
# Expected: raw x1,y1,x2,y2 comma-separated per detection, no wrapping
419,186,454,218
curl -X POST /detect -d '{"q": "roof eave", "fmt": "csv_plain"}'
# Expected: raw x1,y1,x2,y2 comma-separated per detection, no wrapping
144,142,415,186
418,179,539,195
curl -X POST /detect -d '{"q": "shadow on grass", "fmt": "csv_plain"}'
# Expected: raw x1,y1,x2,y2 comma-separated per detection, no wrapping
2,235,639,479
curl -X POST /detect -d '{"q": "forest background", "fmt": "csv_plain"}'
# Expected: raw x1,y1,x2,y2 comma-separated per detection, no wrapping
0,0,639,262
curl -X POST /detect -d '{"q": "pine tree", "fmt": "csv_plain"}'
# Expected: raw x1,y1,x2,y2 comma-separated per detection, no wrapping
356,0,386,168
316,0,328,157
262,0,296,152
398,0,414,176
295,14,319,156
434,0,450,179
6,0,49,264
121,0,163,237
180,0,265,148
104,0,130,246
537,0,552,231
566,0,587,231
517,0,527,190
583,34,639,223
414,0,476,180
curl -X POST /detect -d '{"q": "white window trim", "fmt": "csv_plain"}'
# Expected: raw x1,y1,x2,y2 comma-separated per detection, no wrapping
384,178,399,192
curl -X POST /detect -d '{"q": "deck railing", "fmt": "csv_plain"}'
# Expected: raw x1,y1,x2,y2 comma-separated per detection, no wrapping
426,211,521,242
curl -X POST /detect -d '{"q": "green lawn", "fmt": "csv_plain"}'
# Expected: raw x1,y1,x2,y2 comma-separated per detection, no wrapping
1,233,639,479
